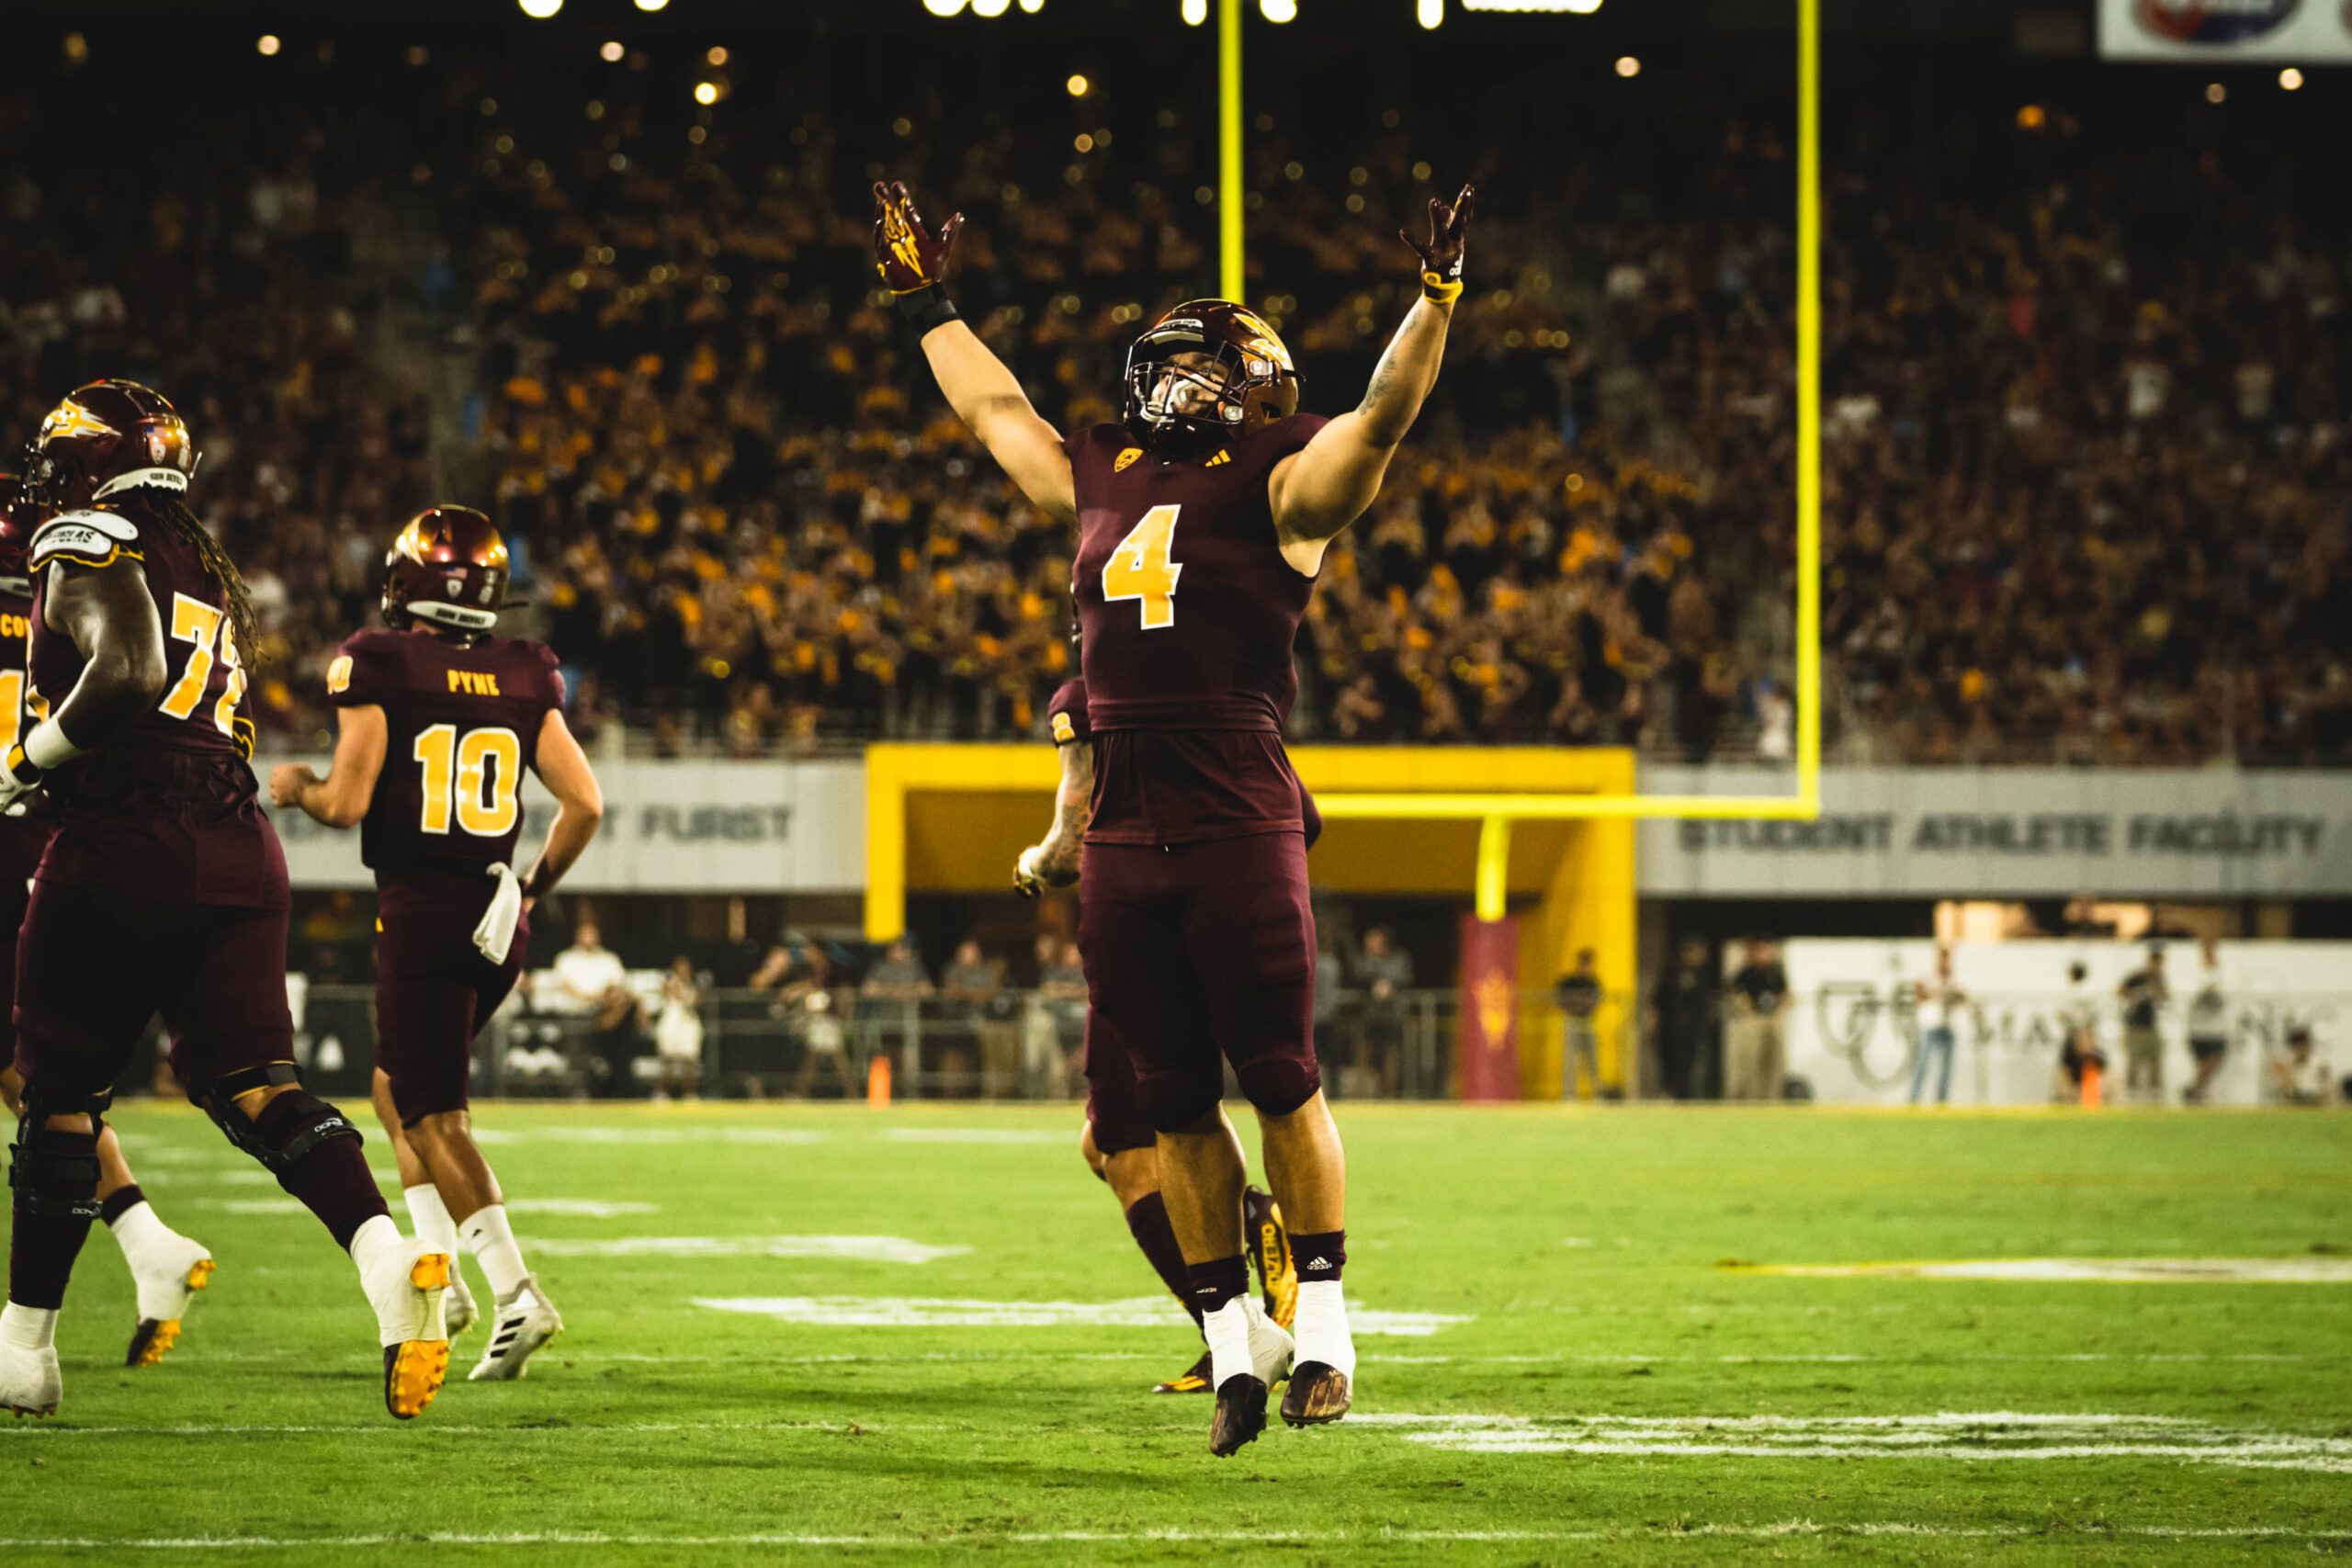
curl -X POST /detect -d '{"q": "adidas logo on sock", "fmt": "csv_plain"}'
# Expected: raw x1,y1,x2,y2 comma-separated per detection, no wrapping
1306,1258,1333,1270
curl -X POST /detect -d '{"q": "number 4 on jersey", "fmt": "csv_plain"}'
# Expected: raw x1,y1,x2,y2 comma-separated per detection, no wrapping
1102,503,1182,631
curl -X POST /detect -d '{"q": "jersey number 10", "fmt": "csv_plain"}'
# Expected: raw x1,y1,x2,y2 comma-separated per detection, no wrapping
1102,503,1182,631
414,724,522,838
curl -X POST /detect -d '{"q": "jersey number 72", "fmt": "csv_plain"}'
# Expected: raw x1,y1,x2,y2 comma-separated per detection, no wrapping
1102,504,1182,631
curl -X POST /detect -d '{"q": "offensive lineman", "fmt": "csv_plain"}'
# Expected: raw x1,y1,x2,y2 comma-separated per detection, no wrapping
0,382,451,1421
0,476,214,1371
881,176,1470,1451
1016,672,1300,1396
271,505,602,1382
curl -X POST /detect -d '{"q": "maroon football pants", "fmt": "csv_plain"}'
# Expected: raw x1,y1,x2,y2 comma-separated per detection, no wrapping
1077,830,1319,1134
1081,1009,1157,1157
373,872,527,1126
12,880,294,1105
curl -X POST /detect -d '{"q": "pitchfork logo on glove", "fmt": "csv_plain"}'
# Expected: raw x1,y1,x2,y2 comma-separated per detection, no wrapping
872,181,964,295
1401,183,1475,303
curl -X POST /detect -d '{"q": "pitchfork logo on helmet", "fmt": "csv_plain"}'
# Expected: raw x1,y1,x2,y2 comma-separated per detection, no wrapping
383,505,510,636
1122,299,1302,451
24,380,199,512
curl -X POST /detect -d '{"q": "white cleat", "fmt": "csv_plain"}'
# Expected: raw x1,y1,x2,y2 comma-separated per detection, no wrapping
0,1340,61,1418
125,1230,215,1369
469,1274,562,1382
362,1242,452,1420
443,1266,479,1338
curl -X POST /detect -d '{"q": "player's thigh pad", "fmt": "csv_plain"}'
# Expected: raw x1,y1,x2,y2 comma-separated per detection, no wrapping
11,882,174,1100
1077,843,1222,1134
1080,1009,1157,1157
1175,832,1320,1116
157,905,297,1093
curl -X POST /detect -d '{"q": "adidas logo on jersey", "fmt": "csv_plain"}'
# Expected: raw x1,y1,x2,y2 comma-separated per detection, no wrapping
1204,450,1231,467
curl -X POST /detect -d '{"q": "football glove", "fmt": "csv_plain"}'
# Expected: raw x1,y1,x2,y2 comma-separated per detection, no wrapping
1400,184,1475,305
872,181,965,333
0,743,42,818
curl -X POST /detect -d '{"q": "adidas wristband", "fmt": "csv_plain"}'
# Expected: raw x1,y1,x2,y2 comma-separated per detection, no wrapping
895,284,961,335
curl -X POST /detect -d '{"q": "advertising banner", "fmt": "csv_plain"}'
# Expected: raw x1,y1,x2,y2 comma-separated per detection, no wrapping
1458,916,1522,1101
1781,938,2352,1106
1638,768,2352,898
266,758,865,892
2099,0,2352,62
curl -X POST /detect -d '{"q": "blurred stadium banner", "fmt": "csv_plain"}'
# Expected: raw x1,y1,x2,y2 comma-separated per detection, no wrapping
1458,914,1522,1101
2098,0,2352,61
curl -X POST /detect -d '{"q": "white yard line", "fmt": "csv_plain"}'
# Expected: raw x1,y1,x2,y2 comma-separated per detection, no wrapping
1751,1258,2352,1283
694,1295,1469,1336
533,1235,971,1263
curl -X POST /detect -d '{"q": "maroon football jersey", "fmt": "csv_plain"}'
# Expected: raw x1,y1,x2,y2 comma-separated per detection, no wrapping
1052,671,1322,849
26,501,286,908
1069,415,1326,844
328,627,563,880
0,575,55,887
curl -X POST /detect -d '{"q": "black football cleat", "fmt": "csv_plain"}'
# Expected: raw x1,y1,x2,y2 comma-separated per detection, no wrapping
1280,1361,1352,1427
1154,1348,1214,1394
1242,1186,1296,1331
1210,1373,1270,1456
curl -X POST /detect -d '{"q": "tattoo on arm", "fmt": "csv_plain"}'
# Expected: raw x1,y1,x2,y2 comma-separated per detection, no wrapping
1358,352,1399,418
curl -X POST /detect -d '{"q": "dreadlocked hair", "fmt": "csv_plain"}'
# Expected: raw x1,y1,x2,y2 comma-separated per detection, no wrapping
134,490,263,667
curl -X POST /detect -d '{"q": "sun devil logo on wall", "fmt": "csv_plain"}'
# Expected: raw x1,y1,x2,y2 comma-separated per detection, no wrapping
2135,0,2301,43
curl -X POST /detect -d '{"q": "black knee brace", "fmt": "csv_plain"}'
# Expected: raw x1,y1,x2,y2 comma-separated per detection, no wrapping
8,1102,104,1221
198,1063,362,1174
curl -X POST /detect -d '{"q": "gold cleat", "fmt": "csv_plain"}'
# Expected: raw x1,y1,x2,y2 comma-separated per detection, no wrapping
1153,1348,1214,1394
383,1253,453,1420
126,1259,215,1369
1243,1187,1296,1332
1210,1374,1269,1456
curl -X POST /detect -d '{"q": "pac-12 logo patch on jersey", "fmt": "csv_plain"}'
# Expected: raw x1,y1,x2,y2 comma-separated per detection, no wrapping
1114,447,1144,473
326,655,352,695
1052,711,1076,743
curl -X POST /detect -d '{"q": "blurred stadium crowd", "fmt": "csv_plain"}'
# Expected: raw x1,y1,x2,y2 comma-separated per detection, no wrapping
5,43,2348,763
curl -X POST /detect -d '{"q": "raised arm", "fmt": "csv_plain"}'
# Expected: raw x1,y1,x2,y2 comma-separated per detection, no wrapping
1014,737,1094,897
874,182,1076,524
0,556,169,810
1269,186,1474,576
268,703,388,829
521,705,605,905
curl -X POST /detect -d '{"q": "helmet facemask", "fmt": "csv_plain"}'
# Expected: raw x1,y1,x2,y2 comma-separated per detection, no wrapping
1122,305,1300,452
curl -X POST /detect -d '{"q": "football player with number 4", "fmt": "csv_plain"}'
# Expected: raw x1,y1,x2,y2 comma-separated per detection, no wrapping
881,175,1471,1453
0,383,445,1422
272,506,603,1385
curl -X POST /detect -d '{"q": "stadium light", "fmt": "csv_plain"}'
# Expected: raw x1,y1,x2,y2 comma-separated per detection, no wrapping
1022,0,1046,10
1067,72,1090,95
694,81,719,104
973,0,1012,15
2205,82,2225,104
1419,0,1442,28
519,0,561,16
1183,0,1207,20
256,33,281,55
634,0,671,10
600,40,624,61
925,0,965,13
1615,54,1640,77
2279,66,2304,90
1261,0,1297,19
1464,0,1602,9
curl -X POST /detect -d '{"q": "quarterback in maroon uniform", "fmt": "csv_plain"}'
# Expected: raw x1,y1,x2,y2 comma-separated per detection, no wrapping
883,176,1470,1450
0,475,214,1372
0,383,452,1422
272,505,603,1384
1016,673,1302,1397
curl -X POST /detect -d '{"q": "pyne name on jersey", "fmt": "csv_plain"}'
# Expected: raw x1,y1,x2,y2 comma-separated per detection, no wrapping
447,669,503,696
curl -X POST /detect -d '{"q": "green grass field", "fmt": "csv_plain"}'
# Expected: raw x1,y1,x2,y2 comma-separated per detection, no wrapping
7,1100,2349,1564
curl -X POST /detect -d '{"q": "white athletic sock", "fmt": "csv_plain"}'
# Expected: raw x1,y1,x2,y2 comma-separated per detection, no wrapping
1291,1279,1354,1377
1203,1297,1255,1392
0,1303,59,1354
403,1186,461,1257
458,1204,529,1301
347,1213,405,1278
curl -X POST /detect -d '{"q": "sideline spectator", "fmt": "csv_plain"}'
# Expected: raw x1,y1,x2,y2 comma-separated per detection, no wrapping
549,920,629,1015
2184,938,2229,1107
1909,944,1965,1106
2118,948,2169,1102
941,939,1008,1096
652,956,706,1100
791,989,856,1100
1554,948,1602,1100
2268,1024,2337,1105
1031,936,1088,1099
2055,960,2105,1104
1649,939,1718,1100
1724,938,1789,1102
1354,928,1413,1098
